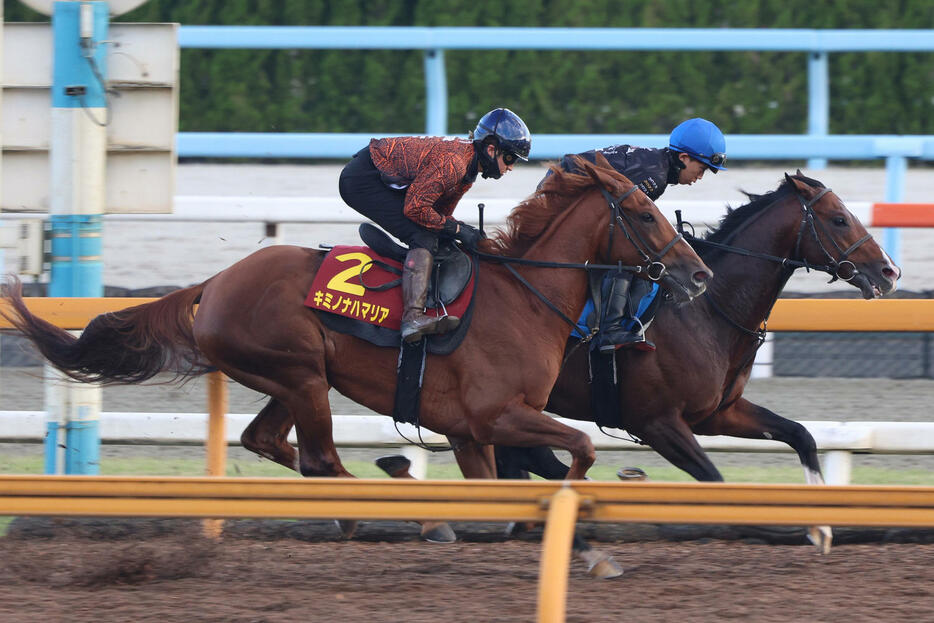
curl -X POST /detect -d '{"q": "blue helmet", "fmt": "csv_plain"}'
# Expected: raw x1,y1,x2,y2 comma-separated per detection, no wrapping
473,108,531,160
668,118,727,172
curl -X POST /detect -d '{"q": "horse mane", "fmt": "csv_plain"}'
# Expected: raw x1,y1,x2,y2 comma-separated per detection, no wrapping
482,157,628,257
697,172,826,253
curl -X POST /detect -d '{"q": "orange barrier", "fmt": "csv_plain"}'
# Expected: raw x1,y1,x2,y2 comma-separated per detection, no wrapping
0,297,154,329
768,299,934,332
3,298,932,331
871,203,934,228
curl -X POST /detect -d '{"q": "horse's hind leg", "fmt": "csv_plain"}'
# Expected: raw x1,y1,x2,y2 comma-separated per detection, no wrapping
242,398,299,472
216,361,350,478
694,397,832,553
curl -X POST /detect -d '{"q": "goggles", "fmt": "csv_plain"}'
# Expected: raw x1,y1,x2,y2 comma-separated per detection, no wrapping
706,152,727,167
502,151,520,166
673,144,727,169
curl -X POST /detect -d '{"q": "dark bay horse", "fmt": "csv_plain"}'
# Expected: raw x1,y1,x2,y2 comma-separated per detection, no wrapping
487,172,900,553
2,158,710,489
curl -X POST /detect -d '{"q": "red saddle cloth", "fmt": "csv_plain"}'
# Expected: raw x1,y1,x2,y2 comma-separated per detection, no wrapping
305,245,473,331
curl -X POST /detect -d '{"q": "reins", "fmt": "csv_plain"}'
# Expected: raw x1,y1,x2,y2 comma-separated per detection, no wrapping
683,185,871,283
471,183,682,336
676,181,872,414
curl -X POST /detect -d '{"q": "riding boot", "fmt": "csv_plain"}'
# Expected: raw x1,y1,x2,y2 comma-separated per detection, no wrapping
596,272,655,354
400,248,460,343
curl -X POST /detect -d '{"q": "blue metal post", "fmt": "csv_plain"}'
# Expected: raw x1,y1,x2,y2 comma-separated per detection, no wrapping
807,51,829,170
424,48,447,135
46,1,108,475
883,155,906,267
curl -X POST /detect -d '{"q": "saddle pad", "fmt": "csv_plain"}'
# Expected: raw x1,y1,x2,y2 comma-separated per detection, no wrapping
306,245,473,331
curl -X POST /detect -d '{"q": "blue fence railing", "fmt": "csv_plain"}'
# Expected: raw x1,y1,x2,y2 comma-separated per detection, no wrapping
174,26,934,262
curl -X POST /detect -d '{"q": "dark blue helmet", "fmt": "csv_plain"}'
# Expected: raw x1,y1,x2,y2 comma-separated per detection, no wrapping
473,108,531,160
668,118,727,172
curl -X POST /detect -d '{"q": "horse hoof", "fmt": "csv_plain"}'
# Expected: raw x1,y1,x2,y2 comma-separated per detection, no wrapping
421,521,457,543
375,455,413,478
335,519,358,539
617,466,648,481
578,549,624,579
589,558,624,579
504,521,538,537
808,525,833,554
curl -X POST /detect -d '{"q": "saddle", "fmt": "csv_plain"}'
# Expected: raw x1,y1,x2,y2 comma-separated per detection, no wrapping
358,223,472,307
306,224,478,355
308,224,480,427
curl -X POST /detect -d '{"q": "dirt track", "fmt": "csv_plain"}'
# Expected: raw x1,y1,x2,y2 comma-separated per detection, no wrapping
1,518,933,622
3,163,933,621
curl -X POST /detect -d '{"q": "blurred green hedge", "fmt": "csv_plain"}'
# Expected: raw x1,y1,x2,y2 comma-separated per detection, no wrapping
4,0,932,136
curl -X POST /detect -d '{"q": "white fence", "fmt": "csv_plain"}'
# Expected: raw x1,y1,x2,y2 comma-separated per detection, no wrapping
3,411,932,486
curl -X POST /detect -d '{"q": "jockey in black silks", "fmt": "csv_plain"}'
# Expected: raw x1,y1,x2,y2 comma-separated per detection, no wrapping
545,117,728,353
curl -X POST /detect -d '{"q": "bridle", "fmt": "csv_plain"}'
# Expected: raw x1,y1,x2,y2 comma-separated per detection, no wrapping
688,184,872,284
792,187,872,283
680,182,874,414
473,182,687,335
599,186,683,282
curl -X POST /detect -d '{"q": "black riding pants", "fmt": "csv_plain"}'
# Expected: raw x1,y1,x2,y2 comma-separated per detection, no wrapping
339,147,440,253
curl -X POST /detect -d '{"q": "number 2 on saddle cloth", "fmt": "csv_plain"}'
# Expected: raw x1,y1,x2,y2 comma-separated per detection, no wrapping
304,244,477,355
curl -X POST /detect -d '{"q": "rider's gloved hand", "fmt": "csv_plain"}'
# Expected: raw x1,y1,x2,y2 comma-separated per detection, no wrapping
454,221,484,251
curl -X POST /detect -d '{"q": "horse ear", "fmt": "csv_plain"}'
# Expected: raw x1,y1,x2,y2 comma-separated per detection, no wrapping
785,172,810,195
578,154,623,194
796,168,804,176
592,151,612,170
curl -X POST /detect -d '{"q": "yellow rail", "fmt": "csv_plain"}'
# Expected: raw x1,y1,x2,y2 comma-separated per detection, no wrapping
1,297,933,331
4,476,934,623
2,477,933,525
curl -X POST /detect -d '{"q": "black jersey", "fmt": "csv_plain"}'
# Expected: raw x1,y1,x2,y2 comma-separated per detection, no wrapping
557,145,681,201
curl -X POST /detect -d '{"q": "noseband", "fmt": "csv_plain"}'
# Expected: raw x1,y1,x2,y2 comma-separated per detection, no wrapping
792,187,872,282
599,186,683,281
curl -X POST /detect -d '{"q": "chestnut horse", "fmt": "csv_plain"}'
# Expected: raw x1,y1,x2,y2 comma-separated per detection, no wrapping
487,172,900,553
2,158,710,490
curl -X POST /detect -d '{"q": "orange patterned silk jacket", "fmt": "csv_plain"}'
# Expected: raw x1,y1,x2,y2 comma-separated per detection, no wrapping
368,136,477,230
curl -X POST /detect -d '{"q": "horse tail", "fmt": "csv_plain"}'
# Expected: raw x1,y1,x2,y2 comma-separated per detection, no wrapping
1,276,212,385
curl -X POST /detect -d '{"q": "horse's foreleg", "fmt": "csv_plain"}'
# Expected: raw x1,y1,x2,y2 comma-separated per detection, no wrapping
477,443,620,579
480,399,595,480
451,437,497,478
630,413,724,482
241,398,299,472
694,397,832,553
495,445,571,480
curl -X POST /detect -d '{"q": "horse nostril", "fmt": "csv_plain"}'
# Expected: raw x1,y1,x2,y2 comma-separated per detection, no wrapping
693,270,711,284
882,266,900,280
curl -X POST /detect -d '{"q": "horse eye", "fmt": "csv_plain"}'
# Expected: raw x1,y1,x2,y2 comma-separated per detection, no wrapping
640,212,655,223
832,216,847,226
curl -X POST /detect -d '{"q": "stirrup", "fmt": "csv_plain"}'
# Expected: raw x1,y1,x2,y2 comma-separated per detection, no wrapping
598,332,654,354
401,313,459,343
